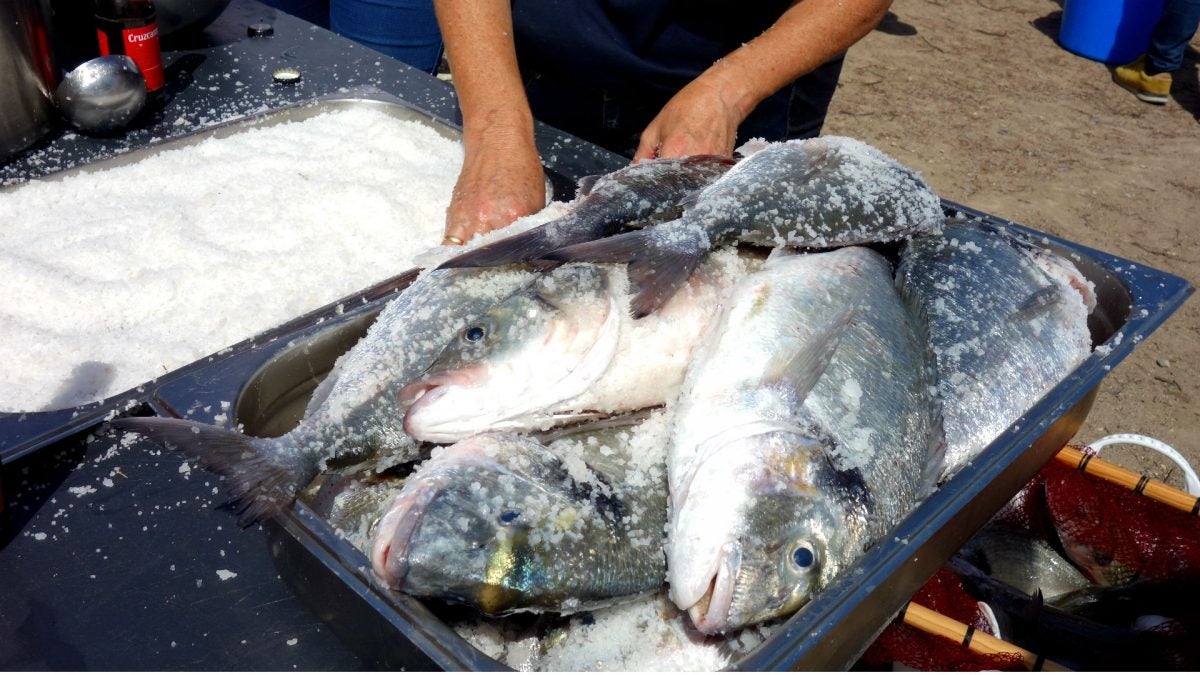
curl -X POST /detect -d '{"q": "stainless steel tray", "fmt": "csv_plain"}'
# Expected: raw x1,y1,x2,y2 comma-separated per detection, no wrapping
128,200,1191,669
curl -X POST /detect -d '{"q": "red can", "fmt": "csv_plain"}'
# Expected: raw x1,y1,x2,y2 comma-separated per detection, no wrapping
94,0,164,95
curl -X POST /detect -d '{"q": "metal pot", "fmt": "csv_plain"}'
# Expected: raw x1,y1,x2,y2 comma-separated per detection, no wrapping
0,0,58,163
156,0,234,36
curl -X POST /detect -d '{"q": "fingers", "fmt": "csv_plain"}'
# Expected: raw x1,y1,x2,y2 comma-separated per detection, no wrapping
442,132,547,245
633,136,662,163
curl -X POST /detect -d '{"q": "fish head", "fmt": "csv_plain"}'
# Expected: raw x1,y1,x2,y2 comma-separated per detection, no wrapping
400,264,621,442
370,435,547,614
671,429,850,634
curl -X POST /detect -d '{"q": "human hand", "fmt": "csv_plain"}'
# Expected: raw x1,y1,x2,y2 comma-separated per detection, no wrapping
443,134,546,245
632,76,746,162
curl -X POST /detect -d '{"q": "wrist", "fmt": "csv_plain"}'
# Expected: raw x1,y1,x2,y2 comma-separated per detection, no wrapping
461,104,534,148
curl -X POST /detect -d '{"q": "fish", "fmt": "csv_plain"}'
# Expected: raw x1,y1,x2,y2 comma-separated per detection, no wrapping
895,220,1095,481
370,412,673,615
957,524,1094,601
436,155,735,269
948,555,1197,670
665,247,943,634
1051,577,1200,643
399,249,759,444
1039,458,1200,587
110,265,542,525
545,136,945,317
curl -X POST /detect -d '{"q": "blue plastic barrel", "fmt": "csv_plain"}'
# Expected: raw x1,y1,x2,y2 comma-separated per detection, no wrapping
1059,0,1166,64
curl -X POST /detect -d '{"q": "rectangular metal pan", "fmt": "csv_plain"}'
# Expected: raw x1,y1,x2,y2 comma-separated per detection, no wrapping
128,200,1190,668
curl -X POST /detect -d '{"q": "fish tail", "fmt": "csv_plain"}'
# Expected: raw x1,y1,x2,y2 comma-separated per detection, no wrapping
109,416,316,527
545,228,705,319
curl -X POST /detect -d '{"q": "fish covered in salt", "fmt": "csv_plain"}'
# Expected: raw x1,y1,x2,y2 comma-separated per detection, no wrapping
666,247,944,633
545,136,945,317
371,411,672,615
400,249,759,443
895,220,1095,480
112,266,540,524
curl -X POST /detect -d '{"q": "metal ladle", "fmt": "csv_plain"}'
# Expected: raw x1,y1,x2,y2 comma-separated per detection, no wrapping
55,55,148,134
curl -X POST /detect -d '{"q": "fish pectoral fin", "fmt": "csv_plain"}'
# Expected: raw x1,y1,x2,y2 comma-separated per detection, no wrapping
762,308,853,396
545,226,706,319
436,226,557,269
1008,284,1063,324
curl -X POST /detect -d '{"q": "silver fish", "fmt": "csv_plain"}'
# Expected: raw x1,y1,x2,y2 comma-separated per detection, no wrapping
111,266,540,525
400,250,757,443
546,137,944,317
436,155,735,269
371,412,672,615
666,247,943,634
895,220,1095,480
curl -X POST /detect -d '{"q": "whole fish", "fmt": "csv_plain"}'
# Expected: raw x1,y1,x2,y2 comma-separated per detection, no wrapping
895,220,1095,480
546,137,944,317
111,266,540,525
957,524,1093,601
371,412,672,615
1039,458,1200,587
400,249,758,443
666,247,943,634
436,155,735,269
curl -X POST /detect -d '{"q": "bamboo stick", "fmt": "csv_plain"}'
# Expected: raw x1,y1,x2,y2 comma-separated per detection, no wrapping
901,601,1070,671
1055,446,1200,516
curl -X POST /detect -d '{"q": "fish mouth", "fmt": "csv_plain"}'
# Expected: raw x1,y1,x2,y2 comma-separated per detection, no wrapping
687,541,741,634
399,368,486,439
370,482,440,589
398,369,480,409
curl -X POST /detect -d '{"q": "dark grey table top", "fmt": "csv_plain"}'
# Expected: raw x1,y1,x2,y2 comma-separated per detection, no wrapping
0,1,625,670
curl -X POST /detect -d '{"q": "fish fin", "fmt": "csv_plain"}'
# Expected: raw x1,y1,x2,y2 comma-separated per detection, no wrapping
109,417,315,527
762,308,852,394
734,138,773,159
681,154,737,169
919,404,949,493
545,228,705,318
575,173,602,198
1008,284,1063,324
625,204,685,229
436,227,557,269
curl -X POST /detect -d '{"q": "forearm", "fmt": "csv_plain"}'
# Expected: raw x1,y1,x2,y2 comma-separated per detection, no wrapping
433,0,534,149
433,0,545,241
700,0,893,121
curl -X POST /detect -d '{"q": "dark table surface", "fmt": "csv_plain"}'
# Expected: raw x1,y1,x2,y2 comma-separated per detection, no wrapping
0,1,624,669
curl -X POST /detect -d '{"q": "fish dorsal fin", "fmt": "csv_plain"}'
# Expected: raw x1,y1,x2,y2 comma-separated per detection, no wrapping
734,138,773,159
576,174,602,198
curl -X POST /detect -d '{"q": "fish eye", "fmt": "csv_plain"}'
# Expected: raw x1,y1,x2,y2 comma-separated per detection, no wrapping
464,325,486,342
791,541,818,570
498,510,520,525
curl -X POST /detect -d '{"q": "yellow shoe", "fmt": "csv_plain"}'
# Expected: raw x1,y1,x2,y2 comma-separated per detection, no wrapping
1113,55,1172,104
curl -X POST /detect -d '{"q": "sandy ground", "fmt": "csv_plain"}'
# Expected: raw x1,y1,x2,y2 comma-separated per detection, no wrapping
824,0,1200,483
